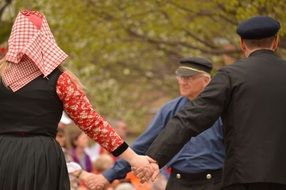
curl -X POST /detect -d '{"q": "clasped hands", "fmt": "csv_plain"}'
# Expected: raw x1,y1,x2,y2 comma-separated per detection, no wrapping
130,155,160,183
81,155,159,190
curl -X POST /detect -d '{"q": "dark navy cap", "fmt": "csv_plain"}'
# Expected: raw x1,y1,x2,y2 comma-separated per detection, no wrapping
175,57,213,77
236,16,280,39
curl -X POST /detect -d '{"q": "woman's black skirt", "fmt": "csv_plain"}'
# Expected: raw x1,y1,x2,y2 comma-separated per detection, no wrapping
0,135,70,190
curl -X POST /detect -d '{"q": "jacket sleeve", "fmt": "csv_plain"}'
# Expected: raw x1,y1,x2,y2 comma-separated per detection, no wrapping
146,69,232,168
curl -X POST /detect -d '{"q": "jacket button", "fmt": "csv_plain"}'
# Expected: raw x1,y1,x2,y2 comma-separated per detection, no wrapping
176,173,181,179
206,174,212,179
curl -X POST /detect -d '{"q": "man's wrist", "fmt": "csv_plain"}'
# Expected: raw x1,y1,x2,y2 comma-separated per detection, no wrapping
102,169,116,182
75,169,83,179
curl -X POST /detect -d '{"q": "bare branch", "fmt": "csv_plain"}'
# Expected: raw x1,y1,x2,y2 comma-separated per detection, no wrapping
183,29,218,49
0,0,13,20
127,28,240,55
215,3,239,25
167,0,214,17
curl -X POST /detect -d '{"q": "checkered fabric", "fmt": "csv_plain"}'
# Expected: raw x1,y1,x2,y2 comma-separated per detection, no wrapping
3,10,68,92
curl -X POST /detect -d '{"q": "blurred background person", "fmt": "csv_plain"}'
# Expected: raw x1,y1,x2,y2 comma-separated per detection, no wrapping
93,153,114,174
111,120,128,140
70,130,93,173
115,183,135,190
85,119,129,162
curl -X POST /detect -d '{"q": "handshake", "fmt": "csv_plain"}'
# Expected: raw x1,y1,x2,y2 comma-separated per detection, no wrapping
76,155,160,190
130,155,160,183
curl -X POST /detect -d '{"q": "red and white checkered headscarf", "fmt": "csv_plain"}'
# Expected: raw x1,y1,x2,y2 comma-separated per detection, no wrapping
3,10,68,92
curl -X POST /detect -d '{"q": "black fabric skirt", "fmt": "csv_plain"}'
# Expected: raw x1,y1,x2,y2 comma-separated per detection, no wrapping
0,135,70,190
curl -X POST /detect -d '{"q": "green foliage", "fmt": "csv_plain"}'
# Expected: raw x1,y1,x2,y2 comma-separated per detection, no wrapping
0,21,12,43
1,0,286,133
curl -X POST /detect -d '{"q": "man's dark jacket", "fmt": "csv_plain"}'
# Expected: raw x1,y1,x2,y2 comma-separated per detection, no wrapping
146,49,286,187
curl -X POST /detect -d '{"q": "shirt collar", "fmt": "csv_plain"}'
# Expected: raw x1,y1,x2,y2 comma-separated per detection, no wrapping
249,49,275,57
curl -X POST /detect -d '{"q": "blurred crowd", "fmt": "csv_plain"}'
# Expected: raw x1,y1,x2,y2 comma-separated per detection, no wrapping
57,113,167,190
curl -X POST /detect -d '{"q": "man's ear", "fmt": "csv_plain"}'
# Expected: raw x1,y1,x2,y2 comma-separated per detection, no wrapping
271,36,280,50
203,75,211,86
240,38,247,51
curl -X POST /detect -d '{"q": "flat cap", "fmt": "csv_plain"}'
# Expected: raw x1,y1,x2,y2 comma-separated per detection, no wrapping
236,16,280,39
175,57,212,77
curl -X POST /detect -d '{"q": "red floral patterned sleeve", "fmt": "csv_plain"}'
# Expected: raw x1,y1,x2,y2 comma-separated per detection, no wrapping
56,71,128,155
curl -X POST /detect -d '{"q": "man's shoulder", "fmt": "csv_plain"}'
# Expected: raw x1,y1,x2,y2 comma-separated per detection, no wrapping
164,96,188,106
160,96,188,111
217,58,247,75
221,52,286,73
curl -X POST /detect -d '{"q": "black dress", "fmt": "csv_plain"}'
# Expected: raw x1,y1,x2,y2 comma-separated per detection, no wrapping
0,69,70,190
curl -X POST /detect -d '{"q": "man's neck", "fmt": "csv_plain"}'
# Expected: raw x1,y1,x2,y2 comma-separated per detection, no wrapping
186,96,195,101
245,48,273,57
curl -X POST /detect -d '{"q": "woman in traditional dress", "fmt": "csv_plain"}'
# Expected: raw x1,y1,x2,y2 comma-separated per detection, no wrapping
0,10,152,190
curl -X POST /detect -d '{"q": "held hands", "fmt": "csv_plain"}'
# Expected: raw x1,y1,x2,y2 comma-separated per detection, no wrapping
76,156,159,190
70,166,108,190
130,155,159,183
80,173,109,190
119,148,160,184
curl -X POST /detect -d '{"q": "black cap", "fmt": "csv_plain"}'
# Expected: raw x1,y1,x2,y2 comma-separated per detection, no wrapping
175,57,213,77
236,16,280,39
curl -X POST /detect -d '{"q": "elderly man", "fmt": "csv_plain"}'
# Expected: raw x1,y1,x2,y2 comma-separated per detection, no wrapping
89,57,225,190
145,16,286,190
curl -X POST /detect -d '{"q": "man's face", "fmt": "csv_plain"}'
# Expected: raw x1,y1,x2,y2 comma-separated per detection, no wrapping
74,132,89,148
56,132,66,147
115,121,128,139
177,73,209,100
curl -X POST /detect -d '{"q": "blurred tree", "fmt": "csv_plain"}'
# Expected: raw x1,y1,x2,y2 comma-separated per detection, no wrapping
1,0,286,132
0,0,13,43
